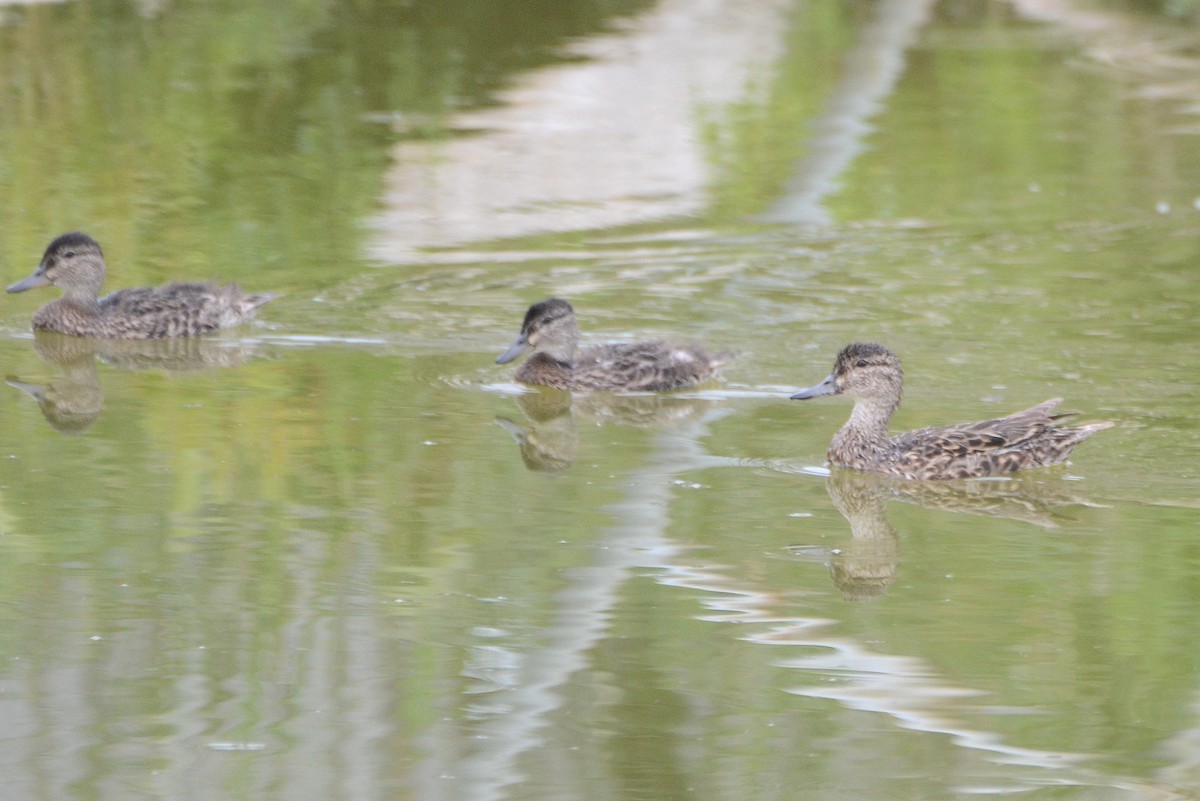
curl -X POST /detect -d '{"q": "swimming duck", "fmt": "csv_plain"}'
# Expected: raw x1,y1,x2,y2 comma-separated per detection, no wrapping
790,342,1113,480
496,298,729,391
7,232,276,339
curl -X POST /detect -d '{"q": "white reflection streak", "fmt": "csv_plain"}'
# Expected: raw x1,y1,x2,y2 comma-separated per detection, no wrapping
653,569,1200,800
655,569,1077,770
761,0,935,225
1155,690,1200,795
370,0,792,261
423,414,731,801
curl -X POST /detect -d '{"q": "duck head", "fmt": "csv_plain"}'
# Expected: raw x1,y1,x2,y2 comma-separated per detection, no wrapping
791,342,903,409
496,297,581,365
8,232,107,300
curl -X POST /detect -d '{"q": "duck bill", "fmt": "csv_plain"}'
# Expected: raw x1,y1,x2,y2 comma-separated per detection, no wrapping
790,374,838,400
493,416,528,444
5,378,44,400
6,269,50,294
495,335,529,365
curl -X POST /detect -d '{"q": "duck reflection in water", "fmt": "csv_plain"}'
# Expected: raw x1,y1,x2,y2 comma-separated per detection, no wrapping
7,336,104,435
788,470,902,601
496,388,717,472
7,332,266,435
789,469,1108,601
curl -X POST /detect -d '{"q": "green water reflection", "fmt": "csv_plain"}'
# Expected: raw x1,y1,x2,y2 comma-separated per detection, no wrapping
0,1,1198,800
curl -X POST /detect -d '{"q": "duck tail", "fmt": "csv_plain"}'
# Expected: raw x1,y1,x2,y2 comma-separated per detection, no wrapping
245,292,280,310
1070,420,1114,437
708,350,736,369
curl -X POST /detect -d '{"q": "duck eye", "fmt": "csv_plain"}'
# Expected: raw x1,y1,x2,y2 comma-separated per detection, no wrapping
63,250,75,258
856,359,868,367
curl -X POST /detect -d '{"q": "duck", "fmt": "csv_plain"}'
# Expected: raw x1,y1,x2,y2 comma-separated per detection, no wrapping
495,298,729,391
790,342,1113,480
6,232,276,339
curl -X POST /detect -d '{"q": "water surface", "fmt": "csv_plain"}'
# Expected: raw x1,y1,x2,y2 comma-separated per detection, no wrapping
0,1,1199,799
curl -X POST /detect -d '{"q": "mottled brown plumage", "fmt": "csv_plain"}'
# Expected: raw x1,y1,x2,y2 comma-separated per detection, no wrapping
495,298,729,391
790,342,1113,480
7,232,276,339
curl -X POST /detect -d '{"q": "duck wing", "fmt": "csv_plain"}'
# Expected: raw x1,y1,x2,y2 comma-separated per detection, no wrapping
99,282,273,338
889,399,1110,478
571,341,727,392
